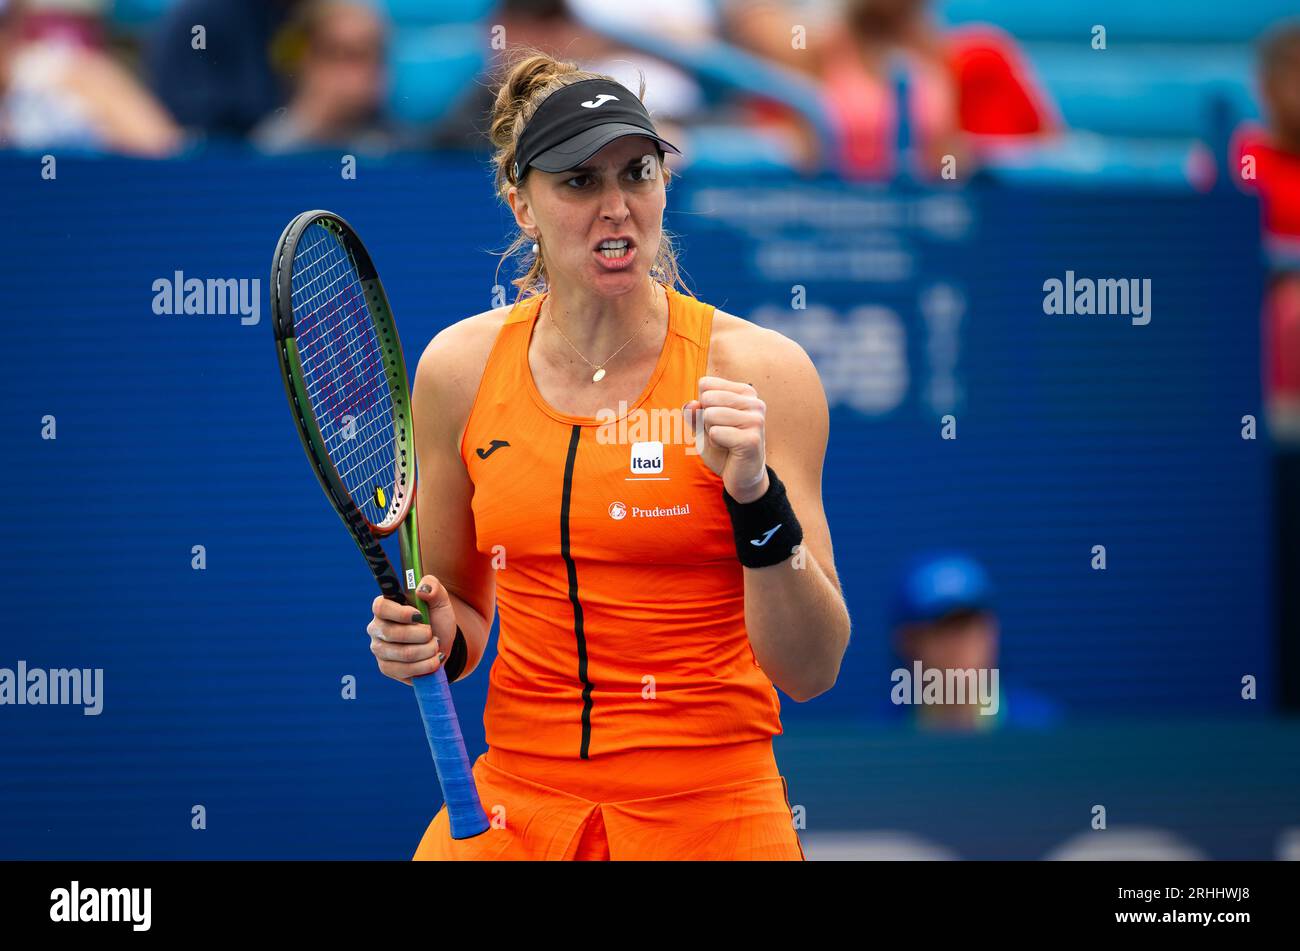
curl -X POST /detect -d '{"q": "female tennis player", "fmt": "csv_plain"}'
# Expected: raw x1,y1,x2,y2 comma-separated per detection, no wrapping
366,50,851,860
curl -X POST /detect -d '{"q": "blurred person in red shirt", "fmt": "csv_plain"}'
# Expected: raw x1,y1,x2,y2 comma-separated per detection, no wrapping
1232,20,1300,712
15,0,107,49
727,0,1058,179
1232,20,1300,434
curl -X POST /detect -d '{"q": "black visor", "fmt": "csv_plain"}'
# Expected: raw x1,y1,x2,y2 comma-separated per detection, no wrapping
513,78,682,181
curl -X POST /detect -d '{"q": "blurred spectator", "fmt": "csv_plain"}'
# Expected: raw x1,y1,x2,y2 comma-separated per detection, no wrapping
1263,275,1300,441
147,0,302,140
887,552,1062,731
430,1,689,159
0,0,180,154
564,0,707,120
251,1,406,154
430,0,606,152
1234,21,1300,249
791,0,1058,179
1232,20,1300,438
720,0,839,75
1233,20,1300,711
18,0,108,49
0,0,15,94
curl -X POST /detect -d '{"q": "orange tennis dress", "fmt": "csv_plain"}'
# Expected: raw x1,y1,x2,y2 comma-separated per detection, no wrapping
413,281,804,860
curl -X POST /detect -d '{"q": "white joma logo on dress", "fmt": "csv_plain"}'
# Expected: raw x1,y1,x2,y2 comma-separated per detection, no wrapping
581,94,619,108
751,524,781,546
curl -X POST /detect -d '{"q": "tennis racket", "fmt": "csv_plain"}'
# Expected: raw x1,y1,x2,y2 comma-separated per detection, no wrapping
271,209,489,840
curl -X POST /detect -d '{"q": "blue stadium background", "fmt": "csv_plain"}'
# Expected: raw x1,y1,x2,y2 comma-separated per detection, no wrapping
0,0,1297,859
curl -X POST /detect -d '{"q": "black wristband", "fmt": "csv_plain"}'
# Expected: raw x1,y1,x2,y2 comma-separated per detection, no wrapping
442,625,468,682
722,465,804,568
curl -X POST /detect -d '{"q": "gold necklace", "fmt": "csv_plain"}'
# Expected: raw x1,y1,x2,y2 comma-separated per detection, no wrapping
543,285,662,383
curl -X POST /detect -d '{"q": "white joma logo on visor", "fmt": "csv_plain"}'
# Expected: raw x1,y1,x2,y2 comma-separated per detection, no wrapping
581,94,619,108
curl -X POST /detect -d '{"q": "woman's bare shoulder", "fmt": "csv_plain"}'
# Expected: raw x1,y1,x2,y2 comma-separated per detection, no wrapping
705,308,812,384
417,304,513,397
428,303,514,354
413,303,516,447
705,306,829,480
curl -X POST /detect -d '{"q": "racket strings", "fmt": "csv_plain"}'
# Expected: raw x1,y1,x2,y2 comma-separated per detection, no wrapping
290,223,402,527
294,236,386,408
293,233,386,426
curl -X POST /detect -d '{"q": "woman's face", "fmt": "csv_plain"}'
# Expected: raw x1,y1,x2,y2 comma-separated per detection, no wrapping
510,134,666,296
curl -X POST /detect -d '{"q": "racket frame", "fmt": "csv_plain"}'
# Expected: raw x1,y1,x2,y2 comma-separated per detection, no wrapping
271,210,489,840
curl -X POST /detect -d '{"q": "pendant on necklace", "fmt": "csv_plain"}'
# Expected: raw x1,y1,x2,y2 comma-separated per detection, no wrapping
592,367,606,382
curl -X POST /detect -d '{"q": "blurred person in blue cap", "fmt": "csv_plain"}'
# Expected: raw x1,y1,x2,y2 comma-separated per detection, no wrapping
887,551,1061,731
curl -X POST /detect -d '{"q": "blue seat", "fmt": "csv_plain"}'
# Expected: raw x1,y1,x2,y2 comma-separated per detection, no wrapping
109,0,178,28
678,125,806,174
941,0,1297,43
977,133,1210,190
1023,42,1260,138
388,24,487,125
381,0,496,27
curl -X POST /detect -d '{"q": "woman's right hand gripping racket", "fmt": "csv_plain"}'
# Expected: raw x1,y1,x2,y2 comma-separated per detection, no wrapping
271,210,489,840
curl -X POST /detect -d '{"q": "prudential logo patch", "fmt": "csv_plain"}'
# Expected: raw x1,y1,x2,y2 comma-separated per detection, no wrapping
608,499,691,520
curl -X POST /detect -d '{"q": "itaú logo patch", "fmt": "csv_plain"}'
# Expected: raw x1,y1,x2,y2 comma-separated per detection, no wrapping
630,441,663,474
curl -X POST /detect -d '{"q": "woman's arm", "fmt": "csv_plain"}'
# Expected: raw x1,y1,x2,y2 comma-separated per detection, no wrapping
409,318,499,681
64,49,182,157
691,322,850,701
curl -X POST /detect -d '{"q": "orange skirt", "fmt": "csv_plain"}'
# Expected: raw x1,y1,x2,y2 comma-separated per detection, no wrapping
412,738,805,860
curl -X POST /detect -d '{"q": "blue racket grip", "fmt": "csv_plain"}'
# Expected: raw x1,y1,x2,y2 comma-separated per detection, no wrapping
411,668,490,839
